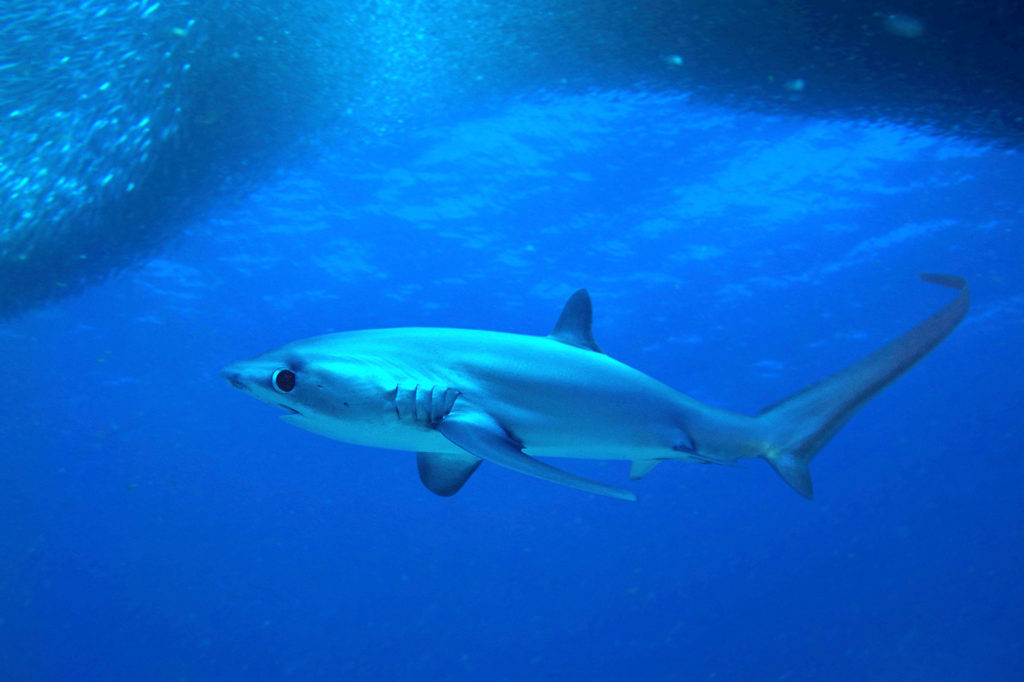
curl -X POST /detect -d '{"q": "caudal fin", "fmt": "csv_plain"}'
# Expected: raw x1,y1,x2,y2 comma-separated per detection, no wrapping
757,274,969,499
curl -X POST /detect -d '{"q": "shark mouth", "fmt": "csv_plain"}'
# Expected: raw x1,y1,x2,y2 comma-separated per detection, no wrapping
277,404,301,415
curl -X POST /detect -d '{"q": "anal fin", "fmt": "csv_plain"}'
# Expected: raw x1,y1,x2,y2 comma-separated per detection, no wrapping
629,459,661,480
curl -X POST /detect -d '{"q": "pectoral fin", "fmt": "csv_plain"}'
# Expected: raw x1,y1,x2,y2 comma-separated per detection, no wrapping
416,451,482,497
436,405,637,502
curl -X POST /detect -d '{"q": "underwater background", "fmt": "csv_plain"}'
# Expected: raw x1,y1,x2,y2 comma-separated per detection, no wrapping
1,1,1022,680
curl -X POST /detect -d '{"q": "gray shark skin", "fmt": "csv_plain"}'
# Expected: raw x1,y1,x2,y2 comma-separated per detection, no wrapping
222,274,969,501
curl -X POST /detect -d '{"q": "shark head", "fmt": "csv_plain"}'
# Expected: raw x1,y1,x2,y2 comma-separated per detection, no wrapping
220,336,401,445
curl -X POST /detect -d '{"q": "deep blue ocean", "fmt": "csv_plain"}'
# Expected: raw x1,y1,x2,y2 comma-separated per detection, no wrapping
2,2,1022,681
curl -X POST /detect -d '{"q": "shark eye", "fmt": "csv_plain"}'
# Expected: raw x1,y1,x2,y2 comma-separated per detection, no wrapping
272,368,296,393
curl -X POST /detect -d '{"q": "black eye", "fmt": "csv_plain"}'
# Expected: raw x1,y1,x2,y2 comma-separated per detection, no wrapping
272,368,296,393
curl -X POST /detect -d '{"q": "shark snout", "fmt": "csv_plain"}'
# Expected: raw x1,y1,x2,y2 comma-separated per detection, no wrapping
220,364,248,391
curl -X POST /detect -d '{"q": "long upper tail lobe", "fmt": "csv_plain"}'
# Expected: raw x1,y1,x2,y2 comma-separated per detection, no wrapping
756,274,969,499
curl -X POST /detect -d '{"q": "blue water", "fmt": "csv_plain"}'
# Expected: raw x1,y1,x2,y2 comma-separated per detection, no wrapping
3,6,1023,682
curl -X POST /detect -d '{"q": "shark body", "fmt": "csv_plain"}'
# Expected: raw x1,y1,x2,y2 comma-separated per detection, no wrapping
222,274,969,501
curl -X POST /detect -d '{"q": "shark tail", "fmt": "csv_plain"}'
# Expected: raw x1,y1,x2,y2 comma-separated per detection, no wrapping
755,274,969,499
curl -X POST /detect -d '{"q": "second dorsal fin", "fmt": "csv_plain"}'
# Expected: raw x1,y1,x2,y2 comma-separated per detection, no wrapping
548,289,603,353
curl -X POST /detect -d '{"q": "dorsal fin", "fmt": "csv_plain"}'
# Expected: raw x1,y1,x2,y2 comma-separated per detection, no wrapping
548,289,603,353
